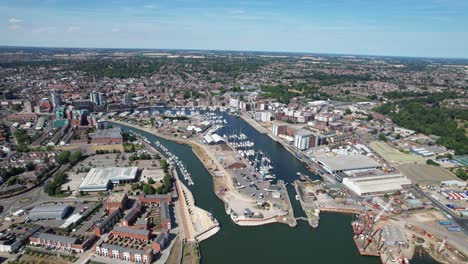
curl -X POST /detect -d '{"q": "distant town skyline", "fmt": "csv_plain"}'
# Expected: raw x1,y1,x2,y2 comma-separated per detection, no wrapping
1,0,468,58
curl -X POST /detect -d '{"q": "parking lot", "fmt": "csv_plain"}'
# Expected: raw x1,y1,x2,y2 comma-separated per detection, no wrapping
32,201,98,229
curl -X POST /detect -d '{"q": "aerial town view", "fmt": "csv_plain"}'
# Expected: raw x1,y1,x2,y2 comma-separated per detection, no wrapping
0,1,467,264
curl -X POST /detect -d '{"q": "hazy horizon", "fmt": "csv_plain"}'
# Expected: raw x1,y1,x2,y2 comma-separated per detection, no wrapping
1,0,468,58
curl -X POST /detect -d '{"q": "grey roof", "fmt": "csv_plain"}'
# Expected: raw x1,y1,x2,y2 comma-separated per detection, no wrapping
19,226,42,242
154,232,168,245
123,208,139,222
113,226,150,237
91,127,122,139
160,202,170,222
143,194,169,199
135,219,148,225
30,205,70,213
296,129,314,136
98,209,122,229
317,155,380,172
37,233,78,245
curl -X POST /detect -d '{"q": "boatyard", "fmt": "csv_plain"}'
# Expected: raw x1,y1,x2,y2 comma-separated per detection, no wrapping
102,108,467,264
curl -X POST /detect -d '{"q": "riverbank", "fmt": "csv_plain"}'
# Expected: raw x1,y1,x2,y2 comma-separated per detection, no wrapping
107,119,292,227
188,139,293,227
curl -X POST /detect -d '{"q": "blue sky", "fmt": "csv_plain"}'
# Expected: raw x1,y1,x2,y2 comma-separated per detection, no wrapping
1,0,468,58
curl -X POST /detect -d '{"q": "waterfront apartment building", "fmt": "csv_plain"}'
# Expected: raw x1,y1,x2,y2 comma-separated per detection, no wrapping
90,127,123,145
294,129,315,150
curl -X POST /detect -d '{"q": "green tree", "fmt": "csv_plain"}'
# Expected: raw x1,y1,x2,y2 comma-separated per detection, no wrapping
6,176,18,186
160,159,169,173
455,169,467,180
345,108,352,115
56,151,71,165
378,133,388,142
143,184,156,195
147,177,155,184
131,183,140,191
426,159,440,166
25,162,35,171
69,151,83,165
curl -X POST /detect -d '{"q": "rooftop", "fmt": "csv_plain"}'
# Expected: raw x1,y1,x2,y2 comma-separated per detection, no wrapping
316,155,380,172
79,167,138,190
91,127,122,139
113,226,150,237
36,233,78,245
108,193,127,203
30,205,70,213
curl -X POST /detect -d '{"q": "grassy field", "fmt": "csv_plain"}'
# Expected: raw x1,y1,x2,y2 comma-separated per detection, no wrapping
369,141,425,164
166,236,182,264
397,164,460,185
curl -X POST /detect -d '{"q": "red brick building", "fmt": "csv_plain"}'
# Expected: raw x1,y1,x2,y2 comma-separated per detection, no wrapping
106,193,128,213
139,194,172,205
29,232,97,253
94,209,123,236
90,127,123,145
111,226,151,241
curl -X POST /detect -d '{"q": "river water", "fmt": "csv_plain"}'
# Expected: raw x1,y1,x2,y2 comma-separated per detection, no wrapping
107,110,437,264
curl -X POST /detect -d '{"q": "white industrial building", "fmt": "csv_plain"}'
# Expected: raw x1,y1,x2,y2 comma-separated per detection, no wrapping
316,155,382,174
203,134,224,145
79,167,138,192
342,174,412,196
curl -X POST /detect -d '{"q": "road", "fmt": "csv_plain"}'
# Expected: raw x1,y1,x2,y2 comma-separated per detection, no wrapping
412,185,468,233
0,165,100,218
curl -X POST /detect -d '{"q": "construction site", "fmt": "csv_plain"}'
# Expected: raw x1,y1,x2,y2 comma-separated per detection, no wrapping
351,212,467,264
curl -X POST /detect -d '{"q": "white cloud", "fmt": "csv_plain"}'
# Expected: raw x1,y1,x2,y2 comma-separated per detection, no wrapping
8,24,21,31
144,4,157,9
66,26,80,33
8,18,22,24
33,27,56,35
228,9,245,15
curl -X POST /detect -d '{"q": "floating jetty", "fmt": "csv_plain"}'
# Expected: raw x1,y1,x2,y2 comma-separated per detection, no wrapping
129,129,195,185
155,140,195,185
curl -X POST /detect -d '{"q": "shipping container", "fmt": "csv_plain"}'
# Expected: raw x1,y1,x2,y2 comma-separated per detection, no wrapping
438,221,452,225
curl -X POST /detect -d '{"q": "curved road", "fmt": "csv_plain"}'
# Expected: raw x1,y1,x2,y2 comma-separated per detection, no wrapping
412,186,468,233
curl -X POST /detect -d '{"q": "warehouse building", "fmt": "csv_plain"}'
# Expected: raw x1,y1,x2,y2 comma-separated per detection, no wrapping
90,127,123,145
342,174,412,196
79,167,138,192
28,205,71,221
316,155,382,174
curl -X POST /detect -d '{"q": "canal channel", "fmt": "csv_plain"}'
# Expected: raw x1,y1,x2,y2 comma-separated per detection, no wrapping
108,110,437,264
